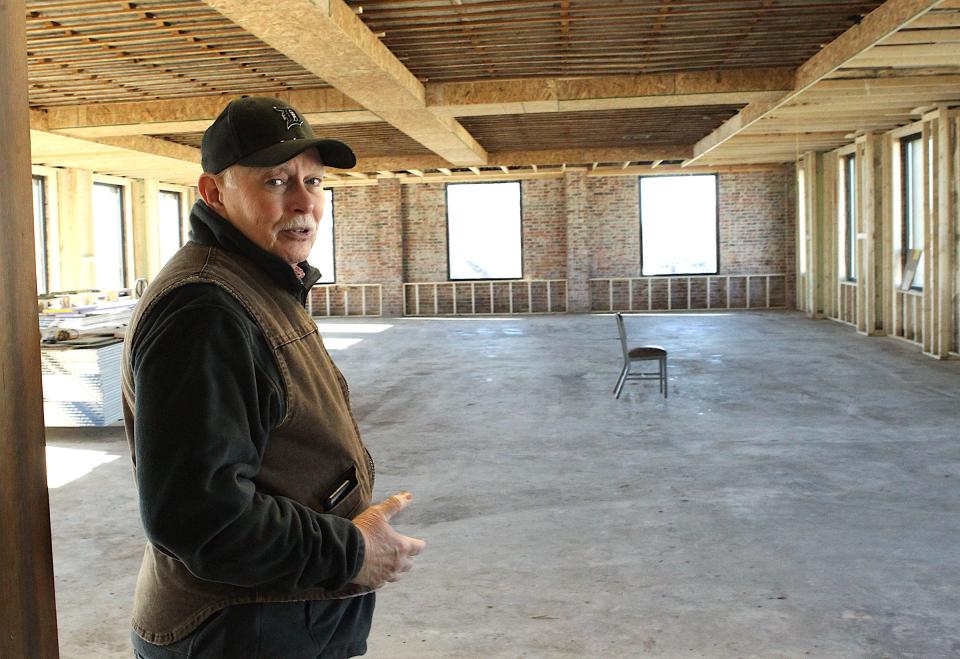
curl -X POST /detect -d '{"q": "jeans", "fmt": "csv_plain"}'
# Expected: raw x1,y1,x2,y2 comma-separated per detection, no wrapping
131,594,375,659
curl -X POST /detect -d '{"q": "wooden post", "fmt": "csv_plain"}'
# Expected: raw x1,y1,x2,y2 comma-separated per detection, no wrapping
55,168,95,290
860,134,885,336
921,121,934,354
131,178,161,280
0,1,61,656
881,133,894,339
936,109,956,357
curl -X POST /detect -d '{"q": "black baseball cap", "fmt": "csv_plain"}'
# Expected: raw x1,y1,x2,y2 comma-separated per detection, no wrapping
201,96,356,173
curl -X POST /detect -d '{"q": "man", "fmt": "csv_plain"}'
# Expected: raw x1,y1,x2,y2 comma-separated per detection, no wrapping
121,96,425,658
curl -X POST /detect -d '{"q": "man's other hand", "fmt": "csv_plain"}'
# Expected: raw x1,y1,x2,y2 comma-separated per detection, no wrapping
351,492,426,588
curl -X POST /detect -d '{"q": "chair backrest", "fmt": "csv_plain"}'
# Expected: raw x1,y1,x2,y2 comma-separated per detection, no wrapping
615,312,630,361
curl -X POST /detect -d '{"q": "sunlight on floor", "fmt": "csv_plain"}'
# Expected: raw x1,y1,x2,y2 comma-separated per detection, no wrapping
46,446,121,489
320,337,364,351
315,322,394,351
314,323,394,334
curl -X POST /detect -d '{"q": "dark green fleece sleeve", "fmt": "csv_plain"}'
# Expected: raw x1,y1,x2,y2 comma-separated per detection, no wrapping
131,284,364,592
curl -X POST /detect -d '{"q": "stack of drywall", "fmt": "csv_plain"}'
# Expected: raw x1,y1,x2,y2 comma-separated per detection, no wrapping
41,340,124,427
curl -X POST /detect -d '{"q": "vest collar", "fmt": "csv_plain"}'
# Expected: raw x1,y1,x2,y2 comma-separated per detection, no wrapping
188,200,321,294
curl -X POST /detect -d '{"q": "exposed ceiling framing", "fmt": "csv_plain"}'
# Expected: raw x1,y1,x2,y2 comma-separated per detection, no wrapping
24,0,960,185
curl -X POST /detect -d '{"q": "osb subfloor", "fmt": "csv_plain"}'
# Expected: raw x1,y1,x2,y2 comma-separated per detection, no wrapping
47,311,960,658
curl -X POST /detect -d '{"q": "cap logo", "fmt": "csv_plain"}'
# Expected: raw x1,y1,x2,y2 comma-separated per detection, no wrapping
273,106,303,130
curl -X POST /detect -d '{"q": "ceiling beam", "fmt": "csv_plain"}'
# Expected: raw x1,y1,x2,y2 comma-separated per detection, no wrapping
427,67,794,116
200,0,487,165
688,0,946,165
36,68,795,139
42,88,379,138
354,145,690,172
91,135,201,163
30,130,201,186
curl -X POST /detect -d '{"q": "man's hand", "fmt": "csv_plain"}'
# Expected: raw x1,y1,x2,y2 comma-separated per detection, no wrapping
351,492,426,588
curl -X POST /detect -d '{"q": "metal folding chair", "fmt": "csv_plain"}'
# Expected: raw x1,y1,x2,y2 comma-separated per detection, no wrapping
613,312,667,399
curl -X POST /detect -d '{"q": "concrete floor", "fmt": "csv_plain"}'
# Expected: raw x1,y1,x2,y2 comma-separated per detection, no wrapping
46,311,960,658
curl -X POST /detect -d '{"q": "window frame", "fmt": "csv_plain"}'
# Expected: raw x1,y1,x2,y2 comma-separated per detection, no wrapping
32,175,49,295
92,176,132,290
638,173,720,277
311,187,336,284
900,133,924,290
842,153,857,282
157,188,186,267
445,180,524,281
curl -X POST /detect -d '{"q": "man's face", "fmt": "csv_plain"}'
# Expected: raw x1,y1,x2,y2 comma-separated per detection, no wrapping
216,149,326,265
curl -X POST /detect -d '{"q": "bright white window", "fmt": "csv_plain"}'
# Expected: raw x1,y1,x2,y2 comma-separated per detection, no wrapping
32,176,48,294
308,188,335,283
158,190,183,267
447,181,522,280
640,174,718,276
92,183,126,290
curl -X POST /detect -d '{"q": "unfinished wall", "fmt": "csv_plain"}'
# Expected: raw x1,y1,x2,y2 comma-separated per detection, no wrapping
401,182,447,283
40,165,799,317
796,108,959,358
719,168,796,278
587,176,641,278
329,169,803,315
522,177,567,280
331,179,404,315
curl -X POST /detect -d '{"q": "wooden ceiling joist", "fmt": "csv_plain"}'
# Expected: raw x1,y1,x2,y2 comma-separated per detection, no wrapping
200,0,487,166
688,0,948,166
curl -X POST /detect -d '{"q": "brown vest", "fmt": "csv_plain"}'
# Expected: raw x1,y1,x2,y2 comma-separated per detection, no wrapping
121,242,375,645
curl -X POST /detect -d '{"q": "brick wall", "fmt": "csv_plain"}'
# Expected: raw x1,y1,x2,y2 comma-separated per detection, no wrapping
313,180,403,315
320,167,796,316
401,182,447,282
521,178,567,280
586,176,640,278
719,168,795,277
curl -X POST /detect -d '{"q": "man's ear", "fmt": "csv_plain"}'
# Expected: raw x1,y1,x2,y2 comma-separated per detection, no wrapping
198,173,226,213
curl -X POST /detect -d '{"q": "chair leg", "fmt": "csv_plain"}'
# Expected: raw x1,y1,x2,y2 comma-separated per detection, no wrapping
663,357,668,399
613,363,627,395
614,363,629,399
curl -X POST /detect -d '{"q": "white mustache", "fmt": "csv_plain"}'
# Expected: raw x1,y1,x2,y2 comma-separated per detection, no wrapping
278,220,315,231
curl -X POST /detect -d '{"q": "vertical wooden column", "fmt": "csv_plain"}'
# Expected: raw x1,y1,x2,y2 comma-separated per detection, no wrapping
880,133,895,339
936,109,956,357
56,167,95,289
0,1,61,657
921,121,934,354
859,133,885,336
131,178,161,280
821,152,838,319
